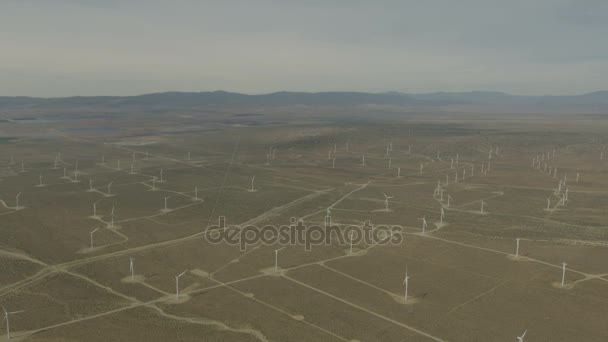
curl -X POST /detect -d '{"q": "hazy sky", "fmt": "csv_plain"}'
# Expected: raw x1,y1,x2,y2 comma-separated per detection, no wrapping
1,0,607,97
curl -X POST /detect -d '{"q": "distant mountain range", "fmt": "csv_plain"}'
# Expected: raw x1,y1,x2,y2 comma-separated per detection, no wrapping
2,90,608,113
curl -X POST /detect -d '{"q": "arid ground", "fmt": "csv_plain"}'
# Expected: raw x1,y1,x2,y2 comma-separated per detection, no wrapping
1,108,608,341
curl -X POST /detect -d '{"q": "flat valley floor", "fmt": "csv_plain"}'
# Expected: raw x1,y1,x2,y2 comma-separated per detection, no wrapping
1,109,608,341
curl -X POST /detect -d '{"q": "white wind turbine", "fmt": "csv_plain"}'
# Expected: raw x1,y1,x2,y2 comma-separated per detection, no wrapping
14,192,22,210
561,262,567,287
175,270,188,299
480,200,486,214
275,247,285,272
383,193,393,211
420,216,428,234
110,206,115,228
90,227,100,249
106,181,114,197
517,329,527,342
163,197,170,212
325,208,332,227
92,200,100,218
440,207,445,225
403,267,410,302
129,257,135,280
249,176,256,192
515,238,521,257
2,305,24,340
53,153,60,169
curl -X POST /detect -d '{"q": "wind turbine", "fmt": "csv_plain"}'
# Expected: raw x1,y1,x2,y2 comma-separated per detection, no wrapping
129,257,135,280
419,163,423,174
275,247,285,272
332,157,336,169
163,197,170,211
14,192,22,210
106,181,114,197
194,186,199,200
2,305,24,340
37,174,44,187
110,206,115,228
159,169,165,183
383,193,393,211
403,267,410,302
440,207,445,225
90,227,100,249
361,154,365,166
561,262,567,287
480,200,486,214
88,179,94,192
349,230,354,254
515,238,521,257
92,200,100,218
175,270,188,299
249,176,256,192
397,167,401,177
420,216,427,234
325,208,332,227
447,195,452,207
576,172,580,183
517,329,527,342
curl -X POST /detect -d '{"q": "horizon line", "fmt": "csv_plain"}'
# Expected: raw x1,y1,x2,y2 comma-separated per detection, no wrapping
2,89,608,99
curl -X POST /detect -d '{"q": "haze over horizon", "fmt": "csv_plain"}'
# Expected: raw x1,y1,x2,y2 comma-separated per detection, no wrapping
2,0,607,97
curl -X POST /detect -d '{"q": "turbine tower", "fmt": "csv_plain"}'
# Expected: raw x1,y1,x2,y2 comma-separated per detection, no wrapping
175,270,188,299
2,305,24,340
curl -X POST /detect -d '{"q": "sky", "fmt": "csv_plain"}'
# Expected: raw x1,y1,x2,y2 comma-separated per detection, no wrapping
1,0,607,97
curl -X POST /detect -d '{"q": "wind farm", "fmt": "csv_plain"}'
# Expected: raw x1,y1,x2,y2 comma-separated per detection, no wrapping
1,100,608,342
